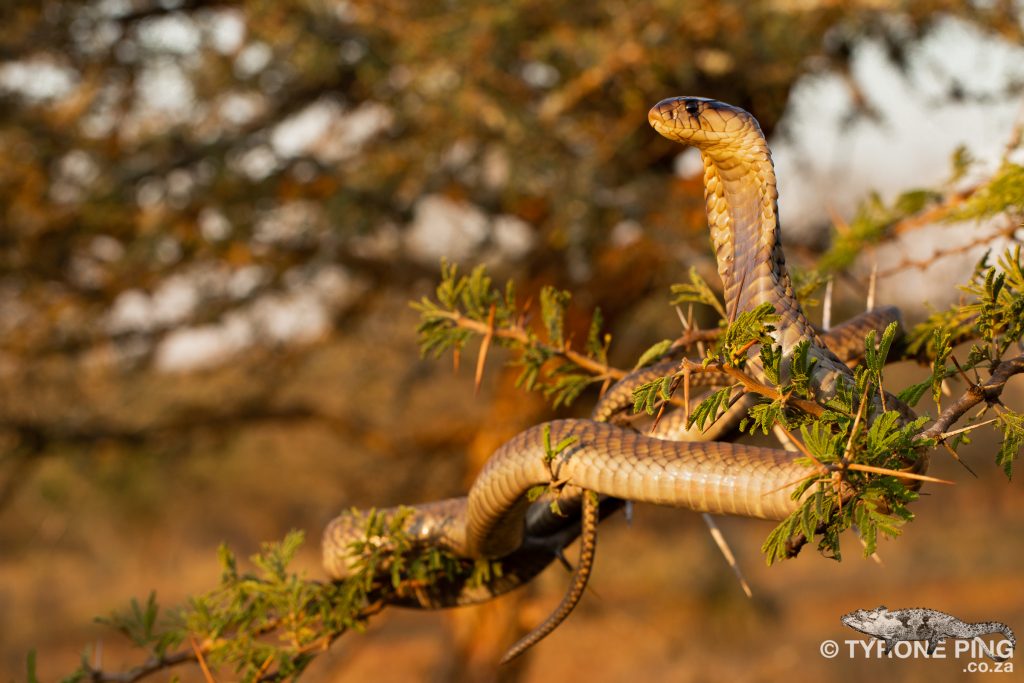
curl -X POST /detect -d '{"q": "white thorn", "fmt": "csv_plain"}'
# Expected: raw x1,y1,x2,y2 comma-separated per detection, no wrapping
624,500,634,525
703,513,753,598
688,304,708,357
866,262,878,311
822,276,834,331
676,305,690,330
772,424,800,453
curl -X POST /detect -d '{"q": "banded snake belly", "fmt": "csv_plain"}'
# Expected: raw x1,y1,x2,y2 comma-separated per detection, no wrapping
322,97,923,660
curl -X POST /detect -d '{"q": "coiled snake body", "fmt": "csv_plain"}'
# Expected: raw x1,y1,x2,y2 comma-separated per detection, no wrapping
323,97,919,656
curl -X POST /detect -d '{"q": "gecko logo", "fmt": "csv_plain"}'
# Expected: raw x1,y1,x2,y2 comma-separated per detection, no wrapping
829,605,1015,667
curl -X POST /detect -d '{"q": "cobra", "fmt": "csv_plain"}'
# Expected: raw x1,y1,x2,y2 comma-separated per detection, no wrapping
323,97,921,660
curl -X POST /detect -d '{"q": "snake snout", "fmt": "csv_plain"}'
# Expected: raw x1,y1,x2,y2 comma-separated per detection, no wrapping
648,97,688,129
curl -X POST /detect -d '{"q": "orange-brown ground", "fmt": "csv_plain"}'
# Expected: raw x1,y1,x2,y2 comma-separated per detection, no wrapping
2,296,1021,682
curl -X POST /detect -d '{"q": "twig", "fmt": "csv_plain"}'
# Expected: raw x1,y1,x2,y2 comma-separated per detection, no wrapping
710,362,825,417
920,354,1024,441
822,277,834,330
439,310,624,381
866,262,877,311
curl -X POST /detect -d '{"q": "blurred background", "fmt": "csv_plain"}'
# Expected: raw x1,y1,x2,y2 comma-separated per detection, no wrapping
1,1,1023,681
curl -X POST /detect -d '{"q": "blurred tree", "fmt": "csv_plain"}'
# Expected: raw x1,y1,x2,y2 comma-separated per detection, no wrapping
3,0,1024,681
2,0,1020,376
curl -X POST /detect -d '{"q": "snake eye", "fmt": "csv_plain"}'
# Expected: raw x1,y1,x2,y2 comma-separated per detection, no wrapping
684,99,700,116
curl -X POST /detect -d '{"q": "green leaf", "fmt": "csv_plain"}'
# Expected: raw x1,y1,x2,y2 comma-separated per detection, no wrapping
788,339,817,394
718,302,777,368
949,144,973,183
539,286,571,347
801,421,842,462
631,373,677,415
634,339,673,369
929,328,953,408
897,378,931,407
688,384,738,431
759,343,783,386
669,266,727,319
947,162,1024,221
997,411,1024,478
742,400,785,435
26,650,39,683
586,307,610,364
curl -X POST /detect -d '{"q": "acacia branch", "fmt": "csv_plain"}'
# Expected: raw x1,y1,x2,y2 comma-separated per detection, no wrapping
83,650,199,683
782,352,1024,560
712,362,826,417
919,353,1024,442
441,309,721,381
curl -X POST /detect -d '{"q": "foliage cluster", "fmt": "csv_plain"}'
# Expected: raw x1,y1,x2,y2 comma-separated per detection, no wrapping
58,513,492,682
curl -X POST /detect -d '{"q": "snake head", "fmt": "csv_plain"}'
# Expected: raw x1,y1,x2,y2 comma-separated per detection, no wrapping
648,97,761,147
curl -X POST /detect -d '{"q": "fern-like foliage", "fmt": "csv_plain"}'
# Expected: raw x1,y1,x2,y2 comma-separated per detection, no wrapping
66,520,495,682
413,261,612,408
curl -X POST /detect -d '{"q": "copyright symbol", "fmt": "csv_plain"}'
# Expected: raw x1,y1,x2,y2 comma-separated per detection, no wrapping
820,640,839,658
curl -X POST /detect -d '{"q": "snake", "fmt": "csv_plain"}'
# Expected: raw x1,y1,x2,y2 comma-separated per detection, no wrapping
323,97,921,659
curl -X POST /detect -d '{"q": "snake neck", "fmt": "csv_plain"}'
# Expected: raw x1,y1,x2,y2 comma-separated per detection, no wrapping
699,139,849,397
701,141,804,334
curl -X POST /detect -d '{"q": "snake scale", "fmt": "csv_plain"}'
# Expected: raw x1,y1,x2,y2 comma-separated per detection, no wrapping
323,97,921,660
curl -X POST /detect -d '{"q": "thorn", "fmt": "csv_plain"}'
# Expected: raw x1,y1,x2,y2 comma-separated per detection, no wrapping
941,441,978,478
702,514,753,598
474,303,497,395
775,424,823,468
937,416,1000,442
866,261,878,311
822,277,834,331
730,267,749,324
843,462,955,485
683,366,691,429
452,347,460,373
941,378,952,397
190,637,217,683
950,355,979,387
676,305,690,330
840,385,871,464
519,295,534,329
771,424,800,453
651,402,668,433
624,500,634,525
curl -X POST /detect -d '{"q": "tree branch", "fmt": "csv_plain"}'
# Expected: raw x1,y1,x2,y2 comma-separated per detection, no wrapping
920,353,1024,442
